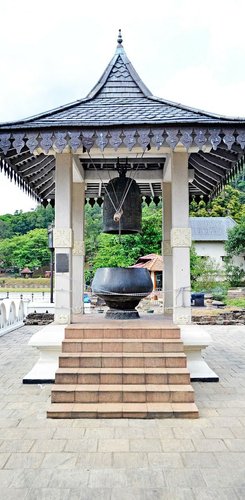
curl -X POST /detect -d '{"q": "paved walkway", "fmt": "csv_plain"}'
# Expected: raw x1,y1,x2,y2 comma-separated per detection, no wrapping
0,324,245,499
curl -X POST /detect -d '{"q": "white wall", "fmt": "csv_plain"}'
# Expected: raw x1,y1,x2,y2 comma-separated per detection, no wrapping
194,241,245,270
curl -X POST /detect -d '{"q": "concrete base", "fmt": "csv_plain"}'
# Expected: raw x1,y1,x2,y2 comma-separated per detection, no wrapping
23,318,219,383
180,324,219,381
23,324,66,383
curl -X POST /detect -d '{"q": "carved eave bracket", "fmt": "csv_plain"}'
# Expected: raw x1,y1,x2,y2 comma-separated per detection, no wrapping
0,126,244,203
0,127,245,156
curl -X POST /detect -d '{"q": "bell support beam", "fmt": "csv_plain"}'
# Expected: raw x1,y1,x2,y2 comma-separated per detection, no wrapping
53,153,73,324
171,152,191,325
71,178,85,321
83,169,163,183
73,155,85,182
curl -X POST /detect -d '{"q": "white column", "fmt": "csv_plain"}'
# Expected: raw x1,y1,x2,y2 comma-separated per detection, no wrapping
162,182,173,315
72,181,85,321
171,152,191,324
54,153,73,324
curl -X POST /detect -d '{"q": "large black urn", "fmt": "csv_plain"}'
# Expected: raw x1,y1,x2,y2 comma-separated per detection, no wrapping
92,267,153,319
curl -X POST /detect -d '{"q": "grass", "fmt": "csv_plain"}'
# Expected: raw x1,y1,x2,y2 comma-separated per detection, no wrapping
224,298,245,308
0,278,51,293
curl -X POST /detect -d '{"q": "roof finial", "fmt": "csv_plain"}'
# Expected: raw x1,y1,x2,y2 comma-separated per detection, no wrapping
117,29,123,47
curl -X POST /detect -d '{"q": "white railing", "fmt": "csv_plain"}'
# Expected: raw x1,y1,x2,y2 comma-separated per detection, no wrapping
0,299,26,337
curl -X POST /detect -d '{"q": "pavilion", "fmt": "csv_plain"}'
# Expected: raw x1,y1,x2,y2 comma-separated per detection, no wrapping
0,31,244,326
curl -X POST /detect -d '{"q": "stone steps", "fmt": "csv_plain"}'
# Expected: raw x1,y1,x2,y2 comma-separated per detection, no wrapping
65,326,181,340
59,352,187,369
55,367,191,385
47,402,199,419
62,338,184,353
51,383,195,403
47,321,198,419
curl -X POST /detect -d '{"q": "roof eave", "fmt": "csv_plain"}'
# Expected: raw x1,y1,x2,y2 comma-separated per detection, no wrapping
1,119,245,131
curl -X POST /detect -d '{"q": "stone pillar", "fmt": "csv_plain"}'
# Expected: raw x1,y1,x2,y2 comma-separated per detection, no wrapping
72,181,85,320
171,152,191,324
162,182,173,315
53,153,73,324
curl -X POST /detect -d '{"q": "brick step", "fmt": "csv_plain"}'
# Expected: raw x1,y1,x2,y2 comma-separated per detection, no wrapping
62,338,184,353
47,402,199,419
51,384,195,404
55,367,190,385
59,352,187,369
65,327,180,340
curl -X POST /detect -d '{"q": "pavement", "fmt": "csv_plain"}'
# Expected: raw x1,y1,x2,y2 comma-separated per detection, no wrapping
0,324,245,499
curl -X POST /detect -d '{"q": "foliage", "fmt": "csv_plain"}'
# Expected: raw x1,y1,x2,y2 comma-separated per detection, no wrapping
0,229,50,269
223,215,245,287
0,205,54,240
92,204,162,271
224,297,245,308
224,217,245,256
230,170,245,204
190,245,224,292
189,185,245,222
85,204,102,265
190,246,206,285
224,261,245,287
210,285,229,301
84,270,94,287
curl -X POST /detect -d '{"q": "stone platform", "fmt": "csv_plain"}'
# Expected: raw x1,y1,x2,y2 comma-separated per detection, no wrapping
23,315,219,384
47,316,199,418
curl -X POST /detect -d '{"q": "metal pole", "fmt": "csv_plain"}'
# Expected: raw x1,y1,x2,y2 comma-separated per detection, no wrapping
50,249,54,304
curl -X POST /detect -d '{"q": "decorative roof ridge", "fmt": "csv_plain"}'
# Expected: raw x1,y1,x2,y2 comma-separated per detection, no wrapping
86,35,152,99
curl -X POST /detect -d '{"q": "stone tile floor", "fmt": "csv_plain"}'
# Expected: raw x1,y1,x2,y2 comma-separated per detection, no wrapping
0,324,245,499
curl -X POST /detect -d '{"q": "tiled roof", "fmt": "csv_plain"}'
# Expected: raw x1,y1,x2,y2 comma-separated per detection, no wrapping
137,254,159,261
131,254,163,272
189,216,236,241
1,41,244,130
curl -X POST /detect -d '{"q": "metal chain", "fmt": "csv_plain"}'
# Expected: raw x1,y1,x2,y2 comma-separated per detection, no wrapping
86,150,117,211
117,151,146,213
86,149,146,214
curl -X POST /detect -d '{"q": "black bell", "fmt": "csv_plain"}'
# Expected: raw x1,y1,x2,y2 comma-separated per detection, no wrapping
103,161,142,234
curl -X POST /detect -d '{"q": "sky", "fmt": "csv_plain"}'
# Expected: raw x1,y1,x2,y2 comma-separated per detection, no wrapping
0,0,245,214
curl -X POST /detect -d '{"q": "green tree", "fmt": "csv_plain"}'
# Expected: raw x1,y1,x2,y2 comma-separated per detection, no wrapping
225,217,245,256
190,185,245,222
0,229,50,269
0,205,54,239
225,261,245,287
85,204,103,265
92,204,162,271
190,245,206,285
